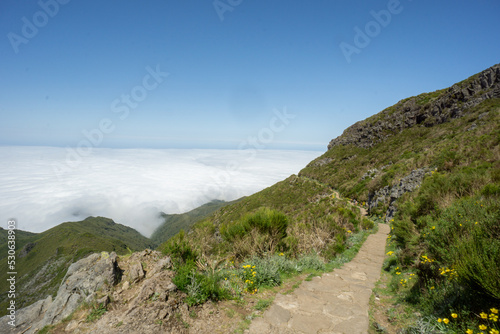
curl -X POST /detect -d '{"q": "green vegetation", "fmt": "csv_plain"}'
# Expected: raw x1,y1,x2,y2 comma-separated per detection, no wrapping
86,302,107,322
165,217,375,307
303,96,499,332
150,199,234,245
0,216,153,316
3,65,499,332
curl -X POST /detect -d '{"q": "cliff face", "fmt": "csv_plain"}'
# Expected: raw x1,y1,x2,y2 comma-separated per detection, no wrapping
328,64,500,150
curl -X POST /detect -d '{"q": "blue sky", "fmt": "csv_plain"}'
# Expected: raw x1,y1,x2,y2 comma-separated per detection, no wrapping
1,0,499,151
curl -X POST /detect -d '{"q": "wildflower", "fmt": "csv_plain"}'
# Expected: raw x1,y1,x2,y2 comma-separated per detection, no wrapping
386,251,394,256
430,286,435,290
438,318,442,323
489,313,498,322
490,329,499,334
481,312,488,319
347,230,352,233
396,272,401,275
443,318,449,324
466,330,473,334
479,325,487,330
491,308,499,314
279,252,284,256
431,226,436,230
451,313,458,318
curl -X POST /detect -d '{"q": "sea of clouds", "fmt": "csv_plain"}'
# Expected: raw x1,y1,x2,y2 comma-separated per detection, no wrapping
0,146,321,237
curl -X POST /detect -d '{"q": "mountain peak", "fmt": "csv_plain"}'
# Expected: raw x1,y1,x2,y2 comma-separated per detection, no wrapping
328,63,500,150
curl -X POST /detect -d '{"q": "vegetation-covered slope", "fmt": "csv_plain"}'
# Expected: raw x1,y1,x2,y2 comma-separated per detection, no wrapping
150,200,235,246
0,217,153,316
160,64,499,331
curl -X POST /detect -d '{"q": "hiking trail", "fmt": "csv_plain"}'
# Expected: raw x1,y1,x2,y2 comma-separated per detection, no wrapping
247,223,390,334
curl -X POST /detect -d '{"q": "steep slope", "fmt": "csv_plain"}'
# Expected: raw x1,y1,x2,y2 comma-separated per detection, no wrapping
150,200,236,246
298,64,500,329
0,217,153,316
160,63,499,330
327,63,499,150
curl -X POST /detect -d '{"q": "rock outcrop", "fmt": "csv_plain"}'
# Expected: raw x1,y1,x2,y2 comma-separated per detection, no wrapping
0,251,119,334
328,64,500,150
0,249,187,334
367,168,433,222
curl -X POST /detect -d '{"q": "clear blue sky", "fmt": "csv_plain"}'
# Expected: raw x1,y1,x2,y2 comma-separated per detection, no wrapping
1,0,499,151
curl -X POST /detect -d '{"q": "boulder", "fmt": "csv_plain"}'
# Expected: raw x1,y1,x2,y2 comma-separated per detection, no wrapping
0,252,119,334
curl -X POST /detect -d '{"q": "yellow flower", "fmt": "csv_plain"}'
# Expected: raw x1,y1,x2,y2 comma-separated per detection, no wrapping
396,272,401,275
466,329,473,334
489,313,498,322
347,230,352,233
443,318,449,324
386,251,394,256
438,318,442,323
489,329,499,334
279,252,284,256
451,313,458,318
491,308,499,314
479,325,487,330
431,226,436,230
430,286,435,290
481,312,488,319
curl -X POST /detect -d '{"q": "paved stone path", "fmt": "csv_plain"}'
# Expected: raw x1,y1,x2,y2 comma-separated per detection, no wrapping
247,223,390,334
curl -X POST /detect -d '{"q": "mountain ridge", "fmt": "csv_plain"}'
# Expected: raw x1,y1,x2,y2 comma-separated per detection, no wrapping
328,63,500,150
2,62,499,332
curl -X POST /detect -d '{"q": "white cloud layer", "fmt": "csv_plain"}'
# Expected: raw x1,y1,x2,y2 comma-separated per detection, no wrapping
0,147,321,237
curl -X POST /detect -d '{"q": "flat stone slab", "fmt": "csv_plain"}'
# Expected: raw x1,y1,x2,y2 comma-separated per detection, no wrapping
247,224,390,334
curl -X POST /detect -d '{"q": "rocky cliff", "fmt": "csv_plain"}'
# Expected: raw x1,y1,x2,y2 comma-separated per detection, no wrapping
328,64,500,150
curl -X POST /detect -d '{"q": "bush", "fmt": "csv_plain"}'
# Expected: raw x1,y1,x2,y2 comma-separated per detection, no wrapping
361,217,374,230
220,208,289,258
173,260,231,306
161,230,198,264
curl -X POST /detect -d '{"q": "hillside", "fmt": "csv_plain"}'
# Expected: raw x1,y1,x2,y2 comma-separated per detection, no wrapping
0,217,154,316
159,63,499,332
2,63,498,332
150,200,236,246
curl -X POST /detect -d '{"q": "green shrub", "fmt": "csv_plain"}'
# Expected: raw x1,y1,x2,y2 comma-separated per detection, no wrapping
481,183,500,196
220,208,289,257
161,230,197,263
361,217,374,230
86,302,107,322
173,260,231,306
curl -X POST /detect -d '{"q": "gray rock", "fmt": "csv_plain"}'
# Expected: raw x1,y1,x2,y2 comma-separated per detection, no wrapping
328,64,500,150
0,295,52,333
128,262,145,283
2,252,119,334
368,167,433,221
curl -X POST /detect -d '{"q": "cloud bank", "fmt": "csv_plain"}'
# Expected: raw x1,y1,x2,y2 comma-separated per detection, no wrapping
0,147,321,237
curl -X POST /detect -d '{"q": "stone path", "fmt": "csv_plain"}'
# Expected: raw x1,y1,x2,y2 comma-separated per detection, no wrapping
247,223,390,334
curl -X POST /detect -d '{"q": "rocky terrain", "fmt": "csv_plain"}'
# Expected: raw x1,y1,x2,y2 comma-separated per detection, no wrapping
367,167,434,221
328,64,500,150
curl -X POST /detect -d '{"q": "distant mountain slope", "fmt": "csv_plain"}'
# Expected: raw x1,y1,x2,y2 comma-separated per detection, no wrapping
150,200,236,246
0,217,153,316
